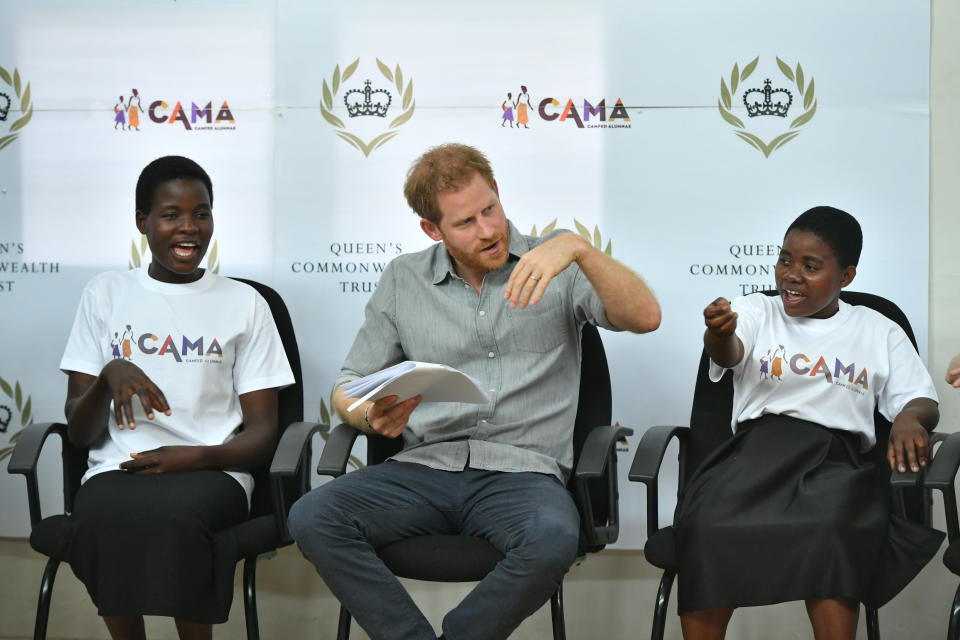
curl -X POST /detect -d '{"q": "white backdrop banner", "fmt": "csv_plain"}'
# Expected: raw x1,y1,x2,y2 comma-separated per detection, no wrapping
0,0,930,548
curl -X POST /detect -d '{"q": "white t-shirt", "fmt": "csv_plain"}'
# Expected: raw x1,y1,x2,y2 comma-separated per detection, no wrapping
60,268,295,503
709,294,937,449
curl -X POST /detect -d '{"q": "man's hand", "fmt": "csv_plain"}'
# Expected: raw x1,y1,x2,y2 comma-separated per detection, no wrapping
946,353,960,388
99,359,171,430
704,297,738,337
505,232,585,309
120,445,207,473
363,394,422,438
888,416,930,473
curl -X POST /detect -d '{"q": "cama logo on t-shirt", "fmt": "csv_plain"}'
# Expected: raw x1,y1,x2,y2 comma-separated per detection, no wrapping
758,344,869,393
109,324,223,364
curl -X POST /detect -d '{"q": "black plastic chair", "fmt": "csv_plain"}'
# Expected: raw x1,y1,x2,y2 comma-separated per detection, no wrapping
7,278,321,640
276,322,631,640
913,428,960,639
628,290,933,640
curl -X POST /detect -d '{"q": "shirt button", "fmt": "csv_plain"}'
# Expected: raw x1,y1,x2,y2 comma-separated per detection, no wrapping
479,310,486,317
488,351,495,358
463,284,470,289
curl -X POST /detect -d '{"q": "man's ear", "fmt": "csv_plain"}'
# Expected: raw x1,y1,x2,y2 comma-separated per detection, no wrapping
839,265,857,288
135,210,147,235
493,179,499,198
420,218,443,242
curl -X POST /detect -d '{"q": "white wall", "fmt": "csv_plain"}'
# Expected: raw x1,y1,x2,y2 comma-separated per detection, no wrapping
1,0,958,638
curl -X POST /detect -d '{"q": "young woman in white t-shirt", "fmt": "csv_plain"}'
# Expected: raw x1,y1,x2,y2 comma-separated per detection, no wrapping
60,156,293,640
676,206,942,640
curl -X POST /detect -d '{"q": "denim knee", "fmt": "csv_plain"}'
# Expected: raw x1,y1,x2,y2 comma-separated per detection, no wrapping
287,485,344,547
522,511,580,578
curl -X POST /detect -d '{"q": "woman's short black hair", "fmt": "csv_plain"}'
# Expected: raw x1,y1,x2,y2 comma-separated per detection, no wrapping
785,206,862,268
135,156,213,214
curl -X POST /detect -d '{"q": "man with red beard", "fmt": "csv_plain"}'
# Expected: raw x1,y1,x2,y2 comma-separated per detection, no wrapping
289,143,660,640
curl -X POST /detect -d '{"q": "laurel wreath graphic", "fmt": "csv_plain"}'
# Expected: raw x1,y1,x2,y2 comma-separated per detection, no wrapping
0,66,34,152
530,219,613,256
718,56,817,158
0,377,34,465
320,58,416,157
128,234,220,273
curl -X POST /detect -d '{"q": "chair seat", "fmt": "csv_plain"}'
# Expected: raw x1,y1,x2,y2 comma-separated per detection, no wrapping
231,514,281,560
377,535,503,582
29,515,69,560
644,526,677,573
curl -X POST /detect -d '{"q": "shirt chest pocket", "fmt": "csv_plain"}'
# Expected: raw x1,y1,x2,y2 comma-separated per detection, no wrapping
504,297,570,353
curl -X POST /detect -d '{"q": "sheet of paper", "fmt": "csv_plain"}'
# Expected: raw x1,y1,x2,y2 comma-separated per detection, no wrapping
344,361,490,412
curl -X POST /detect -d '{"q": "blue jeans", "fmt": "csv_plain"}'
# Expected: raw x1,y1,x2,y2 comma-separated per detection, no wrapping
287,461,580,640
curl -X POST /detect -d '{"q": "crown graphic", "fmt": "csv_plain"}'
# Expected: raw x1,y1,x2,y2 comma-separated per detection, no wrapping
0,92,10,121
344,80,391,118
743,79,792,117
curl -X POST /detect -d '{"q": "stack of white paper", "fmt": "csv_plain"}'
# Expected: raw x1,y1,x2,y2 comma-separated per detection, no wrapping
343,361,491,412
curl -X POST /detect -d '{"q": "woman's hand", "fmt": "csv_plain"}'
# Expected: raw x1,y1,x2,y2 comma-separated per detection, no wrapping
99,359,170,430
887,398,938,473
120,446,208,474
704,297,738,337
887,419,929,473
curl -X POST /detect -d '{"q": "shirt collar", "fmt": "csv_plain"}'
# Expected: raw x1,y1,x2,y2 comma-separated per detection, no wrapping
429,220,529,285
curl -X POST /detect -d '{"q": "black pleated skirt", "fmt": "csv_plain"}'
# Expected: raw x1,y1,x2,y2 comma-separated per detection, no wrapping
673,414,944,614
64,470,248,623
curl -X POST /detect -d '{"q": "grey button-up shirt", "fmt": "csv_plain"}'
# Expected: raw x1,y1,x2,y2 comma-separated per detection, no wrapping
336,221,617,481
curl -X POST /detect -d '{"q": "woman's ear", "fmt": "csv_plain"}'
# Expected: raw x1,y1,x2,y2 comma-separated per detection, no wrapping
135,209,147,235
839,265,857,288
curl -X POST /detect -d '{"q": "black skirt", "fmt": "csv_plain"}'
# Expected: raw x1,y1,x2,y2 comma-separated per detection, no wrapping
673,414,944,613
63,470,248,623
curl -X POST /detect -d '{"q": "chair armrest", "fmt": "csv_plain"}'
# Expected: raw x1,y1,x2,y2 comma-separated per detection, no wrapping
7,422,68,527
572,426,633,548
627,425,689,484
269,421,328,542
627,425,689,539
925,432,960,489
574,425,634,479
889,469,921,489
270,421,328,476
315,423,364,477
922,431,960,542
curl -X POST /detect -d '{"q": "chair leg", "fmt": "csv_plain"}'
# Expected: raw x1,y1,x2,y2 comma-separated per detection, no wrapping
651,571,675,640
865,606,880,640
550,582,566,640
34,558,60,640
949,583,960,640
243,557,259,640
336,604,352,640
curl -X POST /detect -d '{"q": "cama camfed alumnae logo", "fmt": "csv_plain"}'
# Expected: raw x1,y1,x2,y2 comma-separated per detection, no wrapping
110,88,237,132
717,57,817,157
319,58,416,157
499,84,631,130
0,65,34,152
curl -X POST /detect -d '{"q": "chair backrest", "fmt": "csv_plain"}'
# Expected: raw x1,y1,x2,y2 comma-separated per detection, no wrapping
683,290,925,520
231,278,304,518
364,323,614,547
